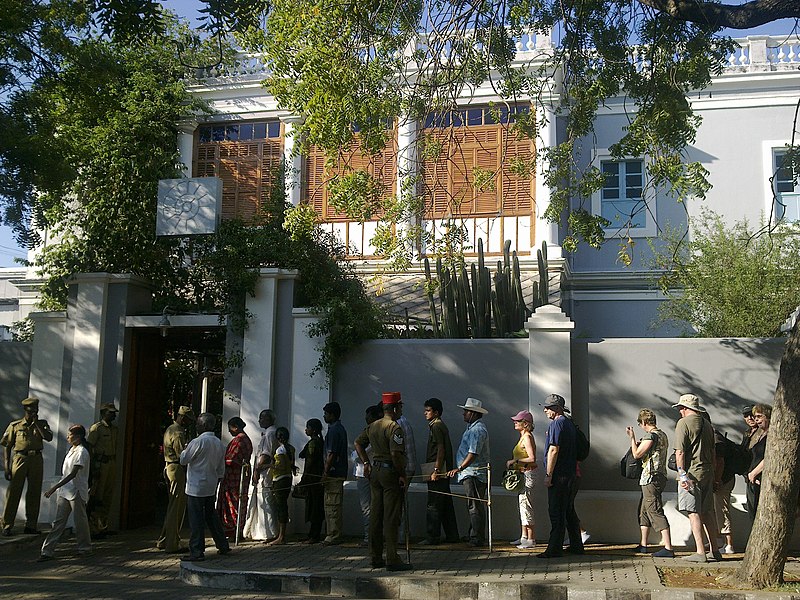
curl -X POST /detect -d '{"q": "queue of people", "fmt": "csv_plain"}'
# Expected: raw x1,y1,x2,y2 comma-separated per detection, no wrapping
0,391,775,565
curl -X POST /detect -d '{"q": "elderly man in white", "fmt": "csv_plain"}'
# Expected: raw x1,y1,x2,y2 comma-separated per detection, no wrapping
180,412,231,561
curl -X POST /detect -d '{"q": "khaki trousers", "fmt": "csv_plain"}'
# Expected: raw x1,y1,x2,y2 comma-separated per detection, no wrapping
2,453,43,530
157,463,187,551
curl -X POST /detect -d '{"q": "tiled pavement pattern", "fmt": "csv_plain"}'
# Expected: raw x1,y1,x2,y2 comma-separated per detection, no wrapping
3,527,800,599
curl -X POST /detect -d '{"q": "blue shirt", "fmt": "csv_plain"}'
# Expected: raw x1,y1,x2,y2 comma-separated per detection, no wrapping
324,420,348,478
544,415,577,478
455,419,490,483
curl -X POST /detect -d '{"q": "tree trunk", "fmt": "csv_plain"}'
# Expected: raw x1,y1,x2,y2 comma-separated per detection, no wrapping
735,320,800,587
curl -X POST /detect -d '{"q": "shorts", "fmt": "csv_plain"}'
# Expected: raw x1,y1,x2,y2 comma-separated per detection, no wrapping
677,475,713,515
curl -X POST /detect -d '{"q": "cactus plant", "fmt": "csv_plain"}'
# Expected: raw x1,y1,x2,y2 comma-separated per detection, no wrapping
425,239,547,338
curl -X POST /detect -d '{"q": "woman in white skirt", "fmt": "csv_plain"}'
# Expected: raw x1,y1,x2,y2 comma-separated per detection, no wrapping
506,410,537,549
39,424,92,561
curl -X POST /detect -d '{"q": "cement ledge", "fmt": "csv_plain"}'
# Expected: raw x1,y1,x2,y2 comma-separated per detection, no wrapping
179,563,800,600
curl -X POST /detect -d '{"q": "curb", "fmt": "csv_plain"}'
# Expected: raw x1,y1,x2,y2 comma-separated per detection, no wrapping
179,563,800,599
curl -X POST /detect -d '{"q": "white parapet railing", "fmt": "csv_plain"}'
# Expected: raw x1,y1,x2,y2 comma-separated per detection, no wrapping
725,35,800,71
192,29,554,83
192,33,800,85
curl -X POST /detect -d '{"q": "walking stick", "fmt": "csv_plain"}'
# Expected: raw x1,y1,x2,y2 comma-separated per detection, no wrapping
487,462,493,554
403,482,411,564
235,463,251,546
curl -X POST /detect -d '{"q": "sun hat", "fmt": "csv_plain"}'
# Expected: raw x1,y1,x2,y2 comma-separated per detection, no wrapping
542,394,566,410
672,393,707,413
457,397,488,414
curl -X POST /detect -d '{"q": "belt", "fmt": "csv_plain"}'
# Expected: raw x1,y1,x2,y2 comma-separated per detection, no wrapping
372,460,393,469
16,450,42,456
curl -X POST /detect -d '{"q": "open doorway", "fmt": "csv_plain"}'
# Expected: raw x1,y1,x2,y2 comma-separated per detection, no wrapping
120,326,226,529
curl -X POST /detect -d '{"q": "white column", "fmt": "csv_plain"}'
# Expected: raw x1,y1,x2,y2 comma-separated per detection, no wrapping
237,268,299,437
534,104,561,257
525,304,575,408
177,119,197,177
281,116,304,206
289,308,331,449
396,115,418,240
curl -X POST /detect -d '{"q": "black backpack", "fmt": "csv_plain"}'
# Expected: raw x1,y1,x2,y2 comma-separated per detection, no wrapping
715,430,751,480
575,423,590,461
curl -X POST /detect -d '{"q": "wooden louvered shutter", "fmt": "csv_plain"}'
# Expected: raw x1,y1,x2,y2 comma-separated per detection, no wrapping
304,148,327,216
501,129,534,215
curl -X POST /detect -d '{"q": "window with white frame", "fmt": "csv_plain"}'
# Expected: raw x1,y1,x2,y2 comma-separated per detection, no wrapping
773,149,799,223
598,159,649,231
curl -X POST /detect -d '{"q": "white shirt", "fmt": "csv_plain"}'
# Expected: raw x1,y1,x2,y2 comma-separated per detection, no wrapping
180,431,226,497
59,445,90,502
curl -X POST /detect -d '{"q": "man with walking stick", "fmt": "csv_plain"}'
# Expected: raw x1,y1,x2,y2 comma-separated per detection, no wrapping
354,392,412,572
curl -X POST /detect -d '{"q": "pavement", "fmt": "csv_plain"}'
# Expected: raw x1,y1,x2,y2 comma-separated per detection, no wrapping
2,527,800,599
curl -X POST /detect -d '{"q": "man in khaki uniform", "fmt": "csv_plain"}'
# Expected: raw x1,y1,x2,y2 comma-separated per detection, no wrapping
354,392,412,572
87,403,119,537
156,406,194,552
1,396,53,536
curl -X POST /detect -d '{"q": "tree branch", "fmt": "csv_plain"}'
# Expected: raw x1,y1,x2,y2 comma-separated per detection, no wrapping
635,0,800,29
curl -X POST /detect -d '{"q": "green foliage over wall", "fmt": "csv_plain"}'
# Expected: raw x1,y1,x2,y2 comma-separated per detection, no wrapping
654,211,800,337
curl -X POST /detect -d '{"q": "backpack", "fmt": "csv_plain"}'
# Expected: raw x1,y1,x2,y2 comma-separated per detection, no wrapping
575,423,590,461
620,447,642,480
715,430,751,480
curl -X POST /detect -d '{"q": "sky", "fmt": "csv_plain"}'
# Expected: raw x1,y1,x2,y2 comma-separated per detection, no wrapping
0,2,795,267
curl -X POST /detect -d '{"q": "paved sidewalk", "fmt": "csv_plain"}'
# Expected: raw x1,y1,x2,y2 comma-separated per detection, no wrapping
3,528,800,599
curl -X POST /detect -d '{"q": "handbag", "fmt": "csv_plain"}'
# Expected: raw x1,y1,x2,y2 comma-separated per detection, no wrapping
667,451,678,472
620,448,643,480
501,468,524,493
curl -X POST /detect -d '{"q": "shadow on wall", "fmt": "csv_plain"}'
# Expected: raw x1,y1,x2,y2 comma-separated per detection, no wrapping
575,337,784,492
0,341,32,433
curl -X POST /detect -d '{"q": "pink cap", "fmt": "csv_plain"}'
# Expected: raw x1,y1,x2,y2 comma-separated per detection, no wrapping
511,410,533,423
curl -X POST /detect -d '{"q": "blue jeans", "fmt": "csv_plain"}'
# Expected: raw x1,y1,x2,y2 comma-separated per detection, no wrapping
187,495,230,557
461,477,487,544
546,474,582,554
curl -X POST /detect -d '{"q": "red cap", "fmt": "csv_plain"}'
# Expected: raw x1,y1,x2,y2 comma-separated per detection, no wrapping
382,392,402,405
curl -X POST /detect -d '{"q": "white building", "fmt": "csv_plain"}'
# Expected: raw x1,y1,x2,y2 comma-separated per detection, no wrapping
177,34,800,339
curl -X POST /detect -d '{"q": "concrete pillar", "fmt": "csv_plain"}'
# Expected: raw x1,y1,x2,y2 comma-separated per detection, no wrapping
289,309,330,451
26,311,67,524
281,116,303,206
177,119,197,177
232,268,299,440
63,274,152,429
525,304,574,410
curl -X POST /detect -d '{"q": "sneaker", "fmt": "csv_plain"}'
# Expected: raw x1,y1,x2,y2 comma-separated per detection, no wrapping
517,539,535,549
706,551,723,562
686,553,707,563
653,548,675,558
722,544,735,555
581,531,591,544
635,545,648,554
509,538,524,546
